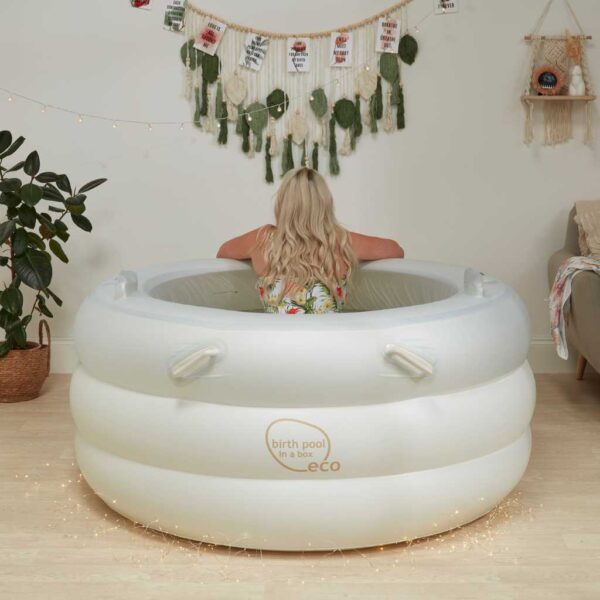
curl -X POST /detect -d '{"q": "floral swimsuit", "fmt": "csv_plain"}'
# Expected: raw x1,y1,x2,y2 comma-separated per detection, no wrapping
258,279,347,314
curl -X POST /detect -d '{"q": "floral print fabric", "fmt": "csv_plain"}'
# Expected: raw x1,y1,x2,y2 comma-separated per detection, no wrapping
549,256,600,359
258,279,347,314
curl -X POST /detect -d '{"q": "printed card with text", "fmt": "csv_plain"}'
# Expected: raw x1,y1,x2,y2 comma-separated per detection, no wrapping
239,33,270,71
194,18,227,55
130,0,152,9
163,0,186,32
434,0,459,14
375,17,400,53
288,38,311,73
330,31,353,67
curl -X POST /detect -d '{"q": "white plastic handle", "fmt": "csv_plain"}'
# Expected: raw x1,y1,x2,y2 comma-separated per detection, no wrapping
384,344,435,378
169,346,221,381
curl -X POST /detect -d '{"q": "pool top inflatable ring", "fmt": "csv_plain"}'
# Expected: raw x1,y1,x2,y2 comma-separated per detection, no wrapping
71,259,535,551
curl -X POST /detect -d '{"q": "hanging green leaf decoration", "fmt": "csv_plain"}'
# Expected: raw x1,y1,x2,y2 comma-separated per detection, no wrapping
193,86,202,128
396,86,405,130
301,140,307,166
265,136,274,183
399,34,418,65
380,53,400,83
390,79,402,105
333,99,356,130
369,95,378,133
241,113,250,153
353,94,363,140
282,134,294,175
309,88,328,118
267,89,289,119
235,105,244,135
201,53,220,83
246,102,268,152
215,81,228,144
200,79,209,117
328,114,340,176
312,142,319,171
374,76,383,120
180,39,203,69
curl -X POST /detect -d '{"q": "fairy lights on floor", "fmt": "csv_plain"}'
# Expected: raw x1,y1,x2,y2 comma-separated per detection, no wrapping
11,458,536,586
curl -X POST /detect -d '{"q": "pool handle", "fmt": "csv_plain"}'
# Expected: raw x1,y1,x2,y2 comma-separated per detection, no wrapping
169,346,221,381
384,344,434,378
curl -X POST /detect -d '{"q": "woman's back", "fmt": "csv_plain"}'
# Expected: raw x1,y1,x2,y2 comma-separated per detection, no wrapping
217,168,404,314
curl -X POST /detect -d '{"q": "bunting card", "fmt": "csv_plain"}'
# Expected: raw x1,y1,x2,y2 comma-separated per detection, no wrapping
240,34,270,71
130,0,152,9
163,0,186,31
375,17,400,53
434,0,459,14
288,38,311,73
330,32,353,67
194,18,226,55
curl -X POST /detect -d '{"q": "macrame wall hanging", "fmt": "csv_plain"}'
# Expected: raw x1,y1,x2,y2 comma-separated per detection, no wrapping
522,0,595,146
180,1,419,181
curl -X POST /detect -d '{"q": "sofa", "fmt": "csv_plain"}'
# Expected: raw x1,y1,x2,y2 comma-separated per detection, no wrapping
548,208,600,379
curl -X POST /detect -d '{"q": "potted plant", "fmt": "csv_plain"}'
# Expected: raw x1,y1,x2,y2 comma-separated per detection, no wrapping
0,129,106,402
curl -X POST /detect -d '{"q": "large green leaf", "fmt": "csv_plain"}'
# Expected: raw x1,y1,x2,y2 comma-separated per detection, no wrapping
71,214,92,232
0,340,12,358
78,178,107,193
45,288,63,307
20,183,43,207
36,296,53,318
35,172,58,183
42,184,65,202
26,231,45,250
49,239,69,263
0,219,16,244
56,174,72,195
0,131,12,154
66,194,86,205
12,228,28,255
18,205,37,228
9,324,28,348
0,136,25,160
13,250,52,290
5,160,25,173
0,287,23,315
0,191,20,208
0,178,22,193
23,151,40,177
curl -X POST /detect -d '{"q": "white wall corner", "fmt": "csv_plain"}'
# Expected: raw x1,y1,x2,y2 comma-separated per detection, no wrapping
50,337,575,375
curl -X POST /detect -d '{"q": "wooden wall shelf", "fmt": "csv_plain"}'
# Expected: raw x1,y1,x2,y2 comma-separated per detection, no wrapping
522,95,596,102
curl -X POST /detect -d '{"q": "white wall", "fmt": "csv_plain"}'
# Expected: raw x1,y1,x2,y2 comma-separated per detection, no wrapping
1,0,598,373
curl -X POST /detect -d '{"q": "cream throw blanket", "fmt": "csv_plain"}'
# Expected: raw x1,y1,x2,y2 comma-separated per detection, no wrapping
575,200,600,258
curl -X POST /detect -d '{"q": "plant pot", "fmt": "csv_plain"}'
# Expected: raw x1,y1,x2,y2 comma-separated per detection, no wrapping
0,320,51,403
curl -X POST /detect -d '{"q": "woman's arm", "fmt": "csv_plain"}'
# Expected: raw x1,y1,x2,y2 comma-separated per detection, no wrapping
349,232,404,261
216,227,270,260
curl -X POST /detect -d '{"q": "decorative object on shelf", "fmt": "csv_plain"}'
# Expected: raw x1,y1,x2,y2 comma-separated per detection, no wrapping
0,130,107,401
522,0,595,146
180,0,419,179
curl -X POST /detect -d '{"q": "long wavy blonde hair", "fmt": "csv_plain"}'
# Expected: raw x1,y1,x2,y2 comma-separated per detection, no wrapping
258,167,356,294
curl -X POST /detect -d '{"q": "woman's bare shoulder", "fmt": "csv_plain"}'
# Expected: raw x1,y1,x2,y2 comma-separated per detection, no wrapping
349,231,404,260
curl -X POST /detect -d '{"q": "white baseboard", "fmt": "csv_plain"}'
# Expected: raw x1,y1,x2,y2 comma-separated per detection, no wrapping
50,337,575,375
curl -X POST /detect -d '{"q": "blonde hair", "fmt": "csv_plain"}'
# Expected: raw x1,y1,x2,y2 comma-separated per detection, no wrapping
258,167,356,294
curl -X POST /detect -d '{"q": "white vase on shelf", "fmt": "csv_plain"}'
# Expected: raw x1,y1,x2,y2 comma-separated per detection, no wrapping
569,65,586,96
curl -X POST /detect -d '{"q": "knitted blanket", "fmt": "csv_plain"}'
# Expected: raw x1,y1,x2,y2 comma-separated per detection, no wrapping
550,256,600,359
575,200,600,258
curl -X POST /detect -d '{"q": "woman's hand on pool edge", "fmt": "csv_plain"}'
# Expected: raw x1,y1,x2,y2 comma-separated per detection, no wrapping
349,232,404,261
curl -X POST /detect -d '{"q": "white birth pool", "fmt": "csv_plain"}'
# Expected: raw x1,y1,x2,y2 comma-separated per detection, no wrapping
70,259,536,551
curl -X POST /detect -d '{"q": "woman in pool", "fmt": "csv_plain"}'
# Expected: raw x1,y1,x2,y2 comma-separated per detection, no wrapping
217,167,404,314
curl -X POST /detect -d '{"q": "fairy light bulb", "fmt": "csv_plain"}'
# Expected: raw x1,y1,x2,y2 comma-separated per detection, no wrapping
365,65,371,71
147,123,153,132
310,95,314,101
7,95,13,102
112,122,118,129
277,105,282,113
414,25,420,33
179,122,184,131
41,105,47,113
247,115,252,122
77,115,83,123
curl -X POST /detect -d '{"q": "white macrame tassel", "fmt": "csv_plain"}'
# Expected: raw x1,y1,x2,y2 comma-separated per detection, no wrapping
339,129,352,156
384,92,394,133
248,130,255,158
227,100,238,123
543,100,572,146
205,92,216,134
584,101,593,146
524,100,534,145
267,117,279,155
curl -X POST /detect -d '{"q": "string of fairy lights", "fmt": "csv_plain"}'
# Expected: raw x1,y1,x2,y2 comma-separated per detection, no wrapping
0,4,445,132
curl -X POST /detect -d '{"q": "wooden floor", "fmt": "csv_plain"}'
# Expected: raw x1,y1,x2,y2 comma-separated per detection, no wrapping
1,373,599,600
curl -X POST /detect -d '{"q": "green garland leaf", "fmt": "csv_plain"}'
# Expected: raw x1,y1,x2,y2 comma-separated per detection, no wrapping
201,53,220,83
333,98,356,129
312,142,319,171
309,88,328,118
328,114,340,176
180,39,203,69
353,94,363,139
267,89,289,119
265,136,274,183
379,53,399,83
399,34,418,65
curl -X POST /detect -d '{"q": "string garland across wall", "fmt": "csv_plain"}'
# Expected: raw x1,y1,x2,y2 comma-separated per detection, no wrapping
180,1,420,181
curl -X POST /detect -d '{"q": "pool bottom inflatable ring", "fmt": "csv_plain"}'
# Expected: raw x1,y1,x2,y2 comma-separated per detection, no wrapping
71,259,535,551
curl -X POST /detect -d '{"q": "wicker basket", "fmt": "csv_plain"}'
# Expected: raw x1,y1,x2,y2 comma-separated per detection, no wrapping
0,320,51,403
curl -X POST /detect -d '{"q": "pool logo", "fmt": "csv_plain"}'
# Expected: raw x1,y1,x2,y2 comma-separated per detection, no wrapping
265,419,341,473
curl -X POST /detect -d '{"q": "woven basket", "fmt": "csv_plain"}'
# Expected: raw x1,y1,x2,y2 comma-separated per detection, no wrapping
0,320,51,403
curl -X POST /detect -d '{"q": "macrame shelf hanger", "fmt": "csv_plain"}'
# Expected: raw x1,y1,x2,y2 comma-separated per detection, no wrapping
522,0,596,146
